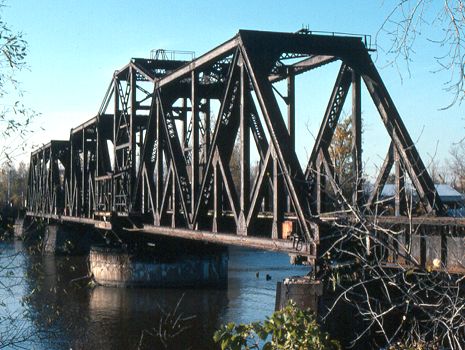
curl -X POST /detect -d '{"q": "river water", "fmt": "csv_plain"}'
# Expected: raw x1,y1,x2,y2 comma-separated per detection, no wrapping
0,241,309,350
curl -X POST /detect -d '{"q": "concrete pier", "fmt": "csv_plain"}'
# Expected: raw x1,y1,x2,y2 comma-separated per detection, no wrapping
13,216,43,247
275,276,323,313
43,224,100,255
89,243,228,288
14,217,30,239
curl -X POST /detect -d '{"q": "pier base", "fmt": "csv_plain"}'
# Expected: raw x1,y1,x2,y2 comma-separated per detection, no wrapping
13,216,42,246
14,217,30,239
43,224,99,255
275,276,322,313
89,242,228,288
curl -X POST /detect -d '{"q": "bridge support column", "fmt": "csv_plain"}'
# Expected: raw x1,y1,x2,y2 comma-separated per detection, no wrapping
275,276,322,313
89,241,228,288
13,216,42,246
43,224,98,255
14,217,30,239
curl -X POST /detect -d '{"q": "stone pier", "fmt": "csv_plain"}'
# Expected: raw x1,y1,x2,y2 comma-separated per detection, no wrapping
275,276,323,313
43,223,100,255
89,242,228,288
14,217,31,239
13,216,43,247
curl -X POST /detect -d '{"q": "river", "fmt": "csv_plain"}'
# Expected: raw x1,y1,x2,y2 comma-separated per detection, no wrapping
0,240,310,349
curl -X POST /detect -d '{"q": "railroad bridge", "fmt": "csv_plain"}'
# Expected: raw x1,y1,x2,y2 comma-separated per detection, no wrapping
25,30,465,274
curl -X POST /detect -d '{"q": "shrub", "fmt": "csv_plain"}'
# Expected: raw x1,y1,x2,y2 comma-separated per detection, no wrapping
213,301,340,350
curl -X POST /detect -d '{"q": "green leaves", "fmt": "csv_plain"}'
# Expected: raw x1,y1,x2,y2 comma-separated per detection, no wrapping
214,322,262,350
0,2,38,167
213,301,341,350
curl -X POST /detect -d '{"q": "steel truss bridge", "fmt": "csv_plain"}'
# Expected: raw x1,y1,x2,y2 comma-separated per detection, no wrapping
26,30,464,272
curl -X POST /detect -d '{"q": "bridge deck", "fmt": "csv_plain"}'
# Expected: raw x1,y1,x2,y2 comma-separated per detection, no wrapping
26,210,465,273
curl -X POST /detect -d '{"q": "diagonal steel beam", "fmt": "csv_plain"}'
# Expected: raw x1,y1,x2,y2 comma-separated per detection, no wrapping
268,55,336,83
247,148,272,226
358,54,444,214
157,91,192,226
367,143,394,208
238,39,314,242
159,164,173,225
192,50,242,225
215,149,239,221
305,63,352,180
155,38,238,88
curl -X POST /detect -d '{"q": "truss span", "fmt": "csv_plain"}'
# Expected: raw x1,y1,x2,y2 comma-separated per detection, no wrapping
27,30,460,265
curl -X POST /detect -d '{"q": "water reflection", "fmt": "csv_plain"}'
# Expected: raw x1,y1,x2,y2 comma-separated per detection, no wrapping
1,241,310,349
87,286,228,349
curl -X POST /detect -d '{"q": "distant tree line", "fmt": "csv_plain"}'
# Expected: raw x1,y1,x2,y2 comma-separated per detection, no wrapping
0,162,27,230
330,116,465,195
0,161,28,207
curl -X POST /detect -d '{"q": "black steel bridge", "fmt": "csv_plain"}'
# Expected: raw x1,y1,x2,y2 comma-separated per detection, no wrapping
25,30,464,273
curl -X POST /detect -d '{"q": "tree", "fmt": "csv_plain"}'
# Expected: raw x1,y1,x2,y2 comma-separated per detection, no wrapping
0,161,28,206
379,1,465,107
447,141,465,192
0,3,45,349
328,115,355,199
0,1,37,166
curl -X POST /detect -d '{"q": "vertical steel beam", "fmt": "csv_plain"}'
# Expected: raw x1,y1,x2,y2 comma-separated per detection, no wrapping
212,156,222,233
112,76,119,211
82,131,87,216
68,137,73,215
49,146,54,214
315,155,325,214
272,147,284,239
395,147,406,216
182,98,187,150
191,71,199,218
238,59,250,236
351,69,362,207
171,165,177,228
155,98,163,225
96,122,100,183
130,68,137,206
204,99,211,159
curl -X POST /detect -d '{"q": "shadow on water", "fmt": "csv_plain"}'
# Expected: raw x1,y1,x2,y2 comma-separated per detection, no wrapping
2,240,309,350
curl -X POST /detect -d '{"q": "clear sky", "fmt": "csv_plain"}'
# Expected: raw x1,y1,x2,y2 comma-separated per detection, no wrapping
3,0,464,177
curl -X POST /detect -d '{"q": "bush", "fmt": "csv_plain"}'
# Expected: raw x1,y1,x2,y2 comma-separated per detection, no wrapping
213,301,340,350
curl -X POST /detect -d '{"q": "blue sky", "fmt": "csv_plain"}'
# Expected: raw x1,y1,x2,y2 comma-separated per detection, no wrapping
3,0,464,177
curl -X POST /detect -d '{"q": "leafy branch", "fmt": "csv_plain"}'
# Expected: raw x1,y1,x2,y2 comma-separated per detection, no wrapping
213,301,341,350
